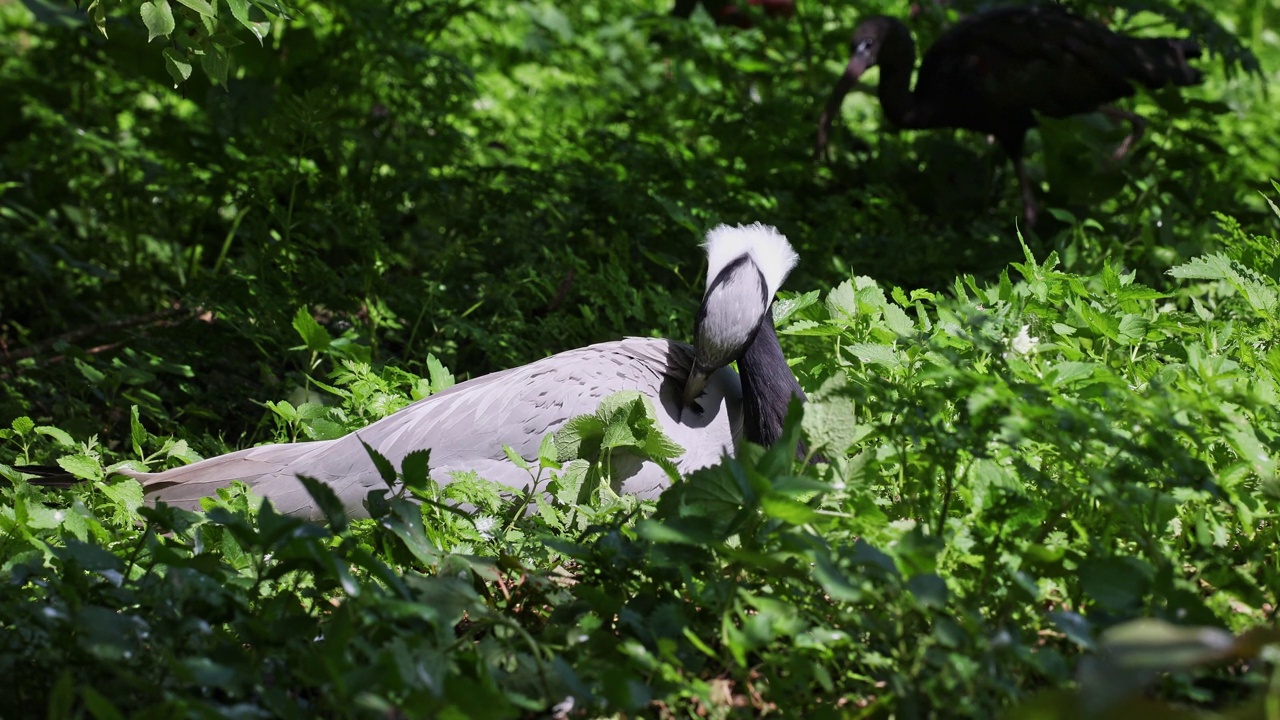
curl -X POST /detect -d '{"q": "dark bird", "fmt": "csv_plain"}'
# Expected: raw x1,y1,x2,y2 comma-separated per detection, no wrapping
815,6,1204,226
17,225,805,520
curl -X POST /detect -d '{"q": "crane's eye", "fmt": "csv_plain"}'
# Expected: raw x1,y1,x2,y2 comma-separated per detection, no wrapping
855,39,873,54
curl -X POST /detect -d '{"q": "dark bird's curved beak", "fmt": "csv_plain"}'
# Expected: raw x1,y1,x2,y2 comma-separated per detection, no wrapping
817,56,870,159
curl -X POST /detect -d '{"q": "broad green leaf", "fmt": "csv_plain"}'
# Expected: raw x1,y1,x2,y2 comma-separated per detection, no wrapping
140,0,175,41
291,306,330,352
36,425,75,447
537,433,559,471
360,441,397,487
760,493,819,524
502,444,533,472
129,405,146,457
296,474,348,532
200,42,229,88
101,479,144,516
174,0,217,18
11,416,34,436
802,377,858,455
400,449,432,492
845,343,904,371
881,302,916,337
162,47,193,84
426,353,455,394
57,454,102,481
825,280,857,320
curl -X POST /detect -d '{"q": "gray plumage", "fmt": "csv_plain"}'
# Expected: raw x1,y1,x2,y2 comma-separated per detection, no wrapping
122,338,741,520
120,223,802,521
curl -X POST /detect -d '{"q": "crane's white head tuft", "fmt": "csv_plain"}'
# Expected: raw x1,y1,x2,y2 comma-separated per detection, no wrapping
703,223,799,300
682,223,799,410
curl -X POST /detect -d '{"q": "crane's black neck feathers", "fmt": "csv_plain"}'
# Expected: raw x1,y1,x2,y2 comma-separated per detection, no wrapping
738,316,805,447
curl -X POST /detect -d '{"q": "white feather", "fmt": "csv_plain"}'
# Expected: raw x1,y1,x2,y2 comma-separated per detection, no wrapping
703,223,799,299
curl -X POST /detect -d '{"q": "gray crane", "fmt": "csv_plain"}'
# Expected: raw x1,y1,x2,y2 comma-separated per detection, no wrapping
113,222,803,520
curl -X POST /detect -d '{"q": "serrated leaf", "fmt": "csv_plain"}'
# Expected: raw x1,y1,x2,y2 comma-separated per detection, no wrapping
361,441,398,487
881,302,916,336
297,475,348,532
129,405,146,457
174,0,217,17
502,444,533,472
140,0,175,41
426,354,454,394
1168,253,1235,281
225,0,249,23
265,399,297,422
1116,314,1149,345
11,416,34,436
57,454,102,481
200,42,229,87
102,479,144,516
400,449,432,491
802,377,858,455
291,306,330,352
88,0,107,37
164,439,203,463
772,290,819,324
36,426,75,447
537,434,559,471
162,47,193,84
845,343,904,371
761,493,819,524
825,280,858,320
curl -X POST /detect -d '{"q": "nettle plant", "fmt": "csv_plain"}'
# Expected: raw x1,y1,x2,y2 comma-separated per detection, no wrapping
3,203,1280,716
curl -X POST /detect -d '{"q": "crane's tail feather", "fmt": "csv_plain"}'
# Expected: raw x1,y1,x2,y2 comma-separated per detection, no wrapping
118,442,324,512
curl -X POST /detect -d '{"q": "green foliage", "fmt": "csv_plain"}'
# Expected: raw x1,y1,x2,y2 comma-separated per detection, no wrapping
3,0,1280,716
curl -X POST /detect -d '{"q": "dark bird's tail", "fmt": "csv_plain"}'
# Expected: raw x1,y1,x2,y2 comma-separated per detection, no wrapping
1130,37,1203,88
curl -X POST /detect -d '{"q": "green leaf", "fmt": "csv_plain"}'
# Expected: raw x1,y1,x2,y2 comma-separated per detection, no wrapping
36,425,75,447
226,0,268,43
101,479,144,516
296,474,348,532
162,47,193,85
760,493,819,524
400,449,432,493
130,405,147,457
502,444,533,472
225,0,249,24
173,0,217,18
801,376,859,455
426,353,455,394
199,42,229,88
11,416,34,436
57,454,103,481
361,441,398,487
537,433,559,471
140,0,175,42
292,306,331,352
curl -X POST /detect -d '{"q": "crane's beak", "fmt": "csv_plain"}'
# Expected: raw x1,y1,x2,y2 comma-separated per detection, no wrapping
681,364,713,410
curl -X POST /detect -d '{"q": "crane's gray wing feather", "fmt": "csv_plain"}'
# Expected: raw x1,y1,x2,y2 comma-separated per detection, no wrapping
125,338,741,520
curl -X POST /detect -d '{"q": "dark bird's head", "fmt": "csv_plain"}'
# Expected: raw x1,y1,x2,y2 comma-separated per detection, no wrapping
844,15,914,80
681,223,798,408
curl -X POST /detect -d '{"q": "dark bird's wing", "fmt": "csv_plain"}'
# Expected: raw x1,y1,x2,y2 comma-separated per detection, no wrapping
919,7,1200,121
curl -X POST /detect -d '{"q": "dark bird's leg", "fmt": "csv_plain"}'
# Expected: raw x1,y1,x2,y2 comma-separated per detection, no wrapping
1014,156,1039,229
1100,105,1147,161
998,132,1037,229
